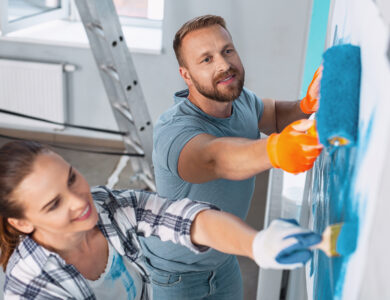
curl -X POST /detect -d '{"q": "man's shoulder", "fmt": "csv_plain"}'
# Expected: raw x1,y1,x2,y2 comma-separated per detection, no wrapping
237,87,260,103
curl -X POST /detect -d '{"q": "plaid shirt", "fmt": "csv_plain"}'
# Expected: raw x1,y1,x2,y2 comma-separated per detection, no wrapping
3,186,215,299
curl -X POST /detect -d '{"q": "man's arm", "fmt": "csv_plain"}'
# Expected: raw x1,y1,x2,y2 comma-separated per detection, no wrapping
259,66,322,135
178,119,321,182
178,134,272,183
258,98,310,135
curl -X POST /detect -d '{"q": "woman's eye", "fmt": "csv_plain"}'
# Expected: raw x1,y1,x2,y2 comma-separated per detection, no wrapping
202,57,211,63
49,198,61,211
68,172,77,186
226,49,233,54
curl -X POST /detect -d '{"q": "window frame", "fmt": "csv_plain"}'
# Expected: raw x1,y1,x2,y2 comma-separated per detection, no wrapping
0,0,70,35
68,0,163,29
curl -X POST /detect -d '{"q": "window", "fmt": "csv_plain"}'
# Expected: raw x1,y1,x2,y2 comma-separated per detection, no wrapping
0,0,69,35
114,0,163,20
9,0,61,22
69,0,164,28
1,0,164,35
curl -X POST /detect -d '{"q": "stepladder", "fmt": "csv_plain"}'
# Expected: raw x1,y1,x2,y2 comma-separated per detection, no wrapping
74,0,155,191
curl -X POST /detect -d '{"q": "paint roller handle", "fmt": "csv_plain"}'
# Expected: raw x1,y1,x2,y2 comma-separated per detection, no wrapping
266,119,323,174
300,66,323,114
252,219,321,269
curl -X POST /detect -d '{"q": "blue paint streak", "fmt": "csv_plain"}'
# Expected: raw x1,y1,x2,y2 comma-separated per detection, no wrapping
311,146,358,300
107,251,137,299
310,115,374,299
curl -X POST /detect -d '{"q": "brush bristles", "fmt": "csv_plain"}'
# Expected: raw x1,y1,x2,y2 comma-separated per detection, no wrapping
313,223,343,257
328,223,342,256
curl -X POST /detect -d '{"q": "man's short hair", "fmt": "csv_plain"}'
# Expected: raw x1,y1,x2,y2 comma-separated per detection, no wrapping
173,15,229,67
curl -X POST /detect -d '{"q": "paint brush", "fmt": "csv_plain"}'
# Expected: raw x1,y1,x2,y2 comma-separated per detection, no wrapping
311,222,358,257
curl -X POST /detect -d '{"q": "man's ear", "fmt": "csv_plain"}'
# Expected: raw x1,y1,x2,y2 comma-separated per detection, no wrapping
7,218,34,234
179,66,193,87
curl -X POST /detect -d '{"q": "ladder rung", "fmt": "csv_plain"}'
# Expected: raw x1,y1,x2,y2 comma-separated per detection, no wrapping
100,64,119,81
114,103,134,123
123,136,144,155
86,22,105,38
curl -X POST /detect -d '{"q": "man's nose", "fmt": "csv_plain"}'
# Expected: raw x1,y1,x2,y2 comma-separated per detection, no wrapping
215,55,231,73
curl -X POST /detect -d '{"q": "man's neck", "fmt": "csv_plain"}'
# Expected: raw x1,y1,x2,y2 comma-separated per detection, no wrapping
187,90,233,118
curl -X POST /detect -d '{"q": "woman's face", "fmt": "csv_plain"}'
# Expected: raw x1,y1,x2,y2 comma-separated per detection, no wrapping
11,151,98,243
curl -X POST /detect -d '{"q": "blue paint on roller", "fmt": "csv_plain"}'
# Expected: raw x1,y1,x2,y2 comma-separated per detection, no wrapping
316,44,361,149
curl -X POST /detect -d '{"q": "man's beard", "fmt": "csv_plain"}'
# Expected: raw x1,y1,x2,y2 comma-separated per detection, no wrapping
192,67,245,103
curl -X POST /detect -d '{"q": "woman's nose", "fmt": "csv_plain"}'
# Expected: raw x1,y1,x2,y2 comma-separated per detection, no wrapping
68,191,87,212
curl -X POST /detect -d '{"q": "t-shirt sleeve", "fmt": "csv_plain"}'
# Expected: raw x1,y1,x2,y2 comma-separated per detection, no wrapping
154,120,204,176
254,94,264,122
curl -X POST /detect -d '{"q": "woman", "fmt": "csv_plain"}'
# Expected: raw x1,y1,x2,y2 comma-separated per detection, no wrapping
0,140,320,299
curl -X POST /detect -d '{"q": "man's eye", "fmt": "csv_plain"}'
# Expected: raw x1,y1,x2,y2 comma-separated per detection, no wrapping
202,57,211,63
226,49,233,54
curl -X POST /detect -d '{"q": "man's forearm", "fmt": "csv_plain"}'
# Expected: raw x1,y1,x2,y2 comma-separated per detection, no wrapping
191,209,257,259
208,137,272,180
274,100,310,132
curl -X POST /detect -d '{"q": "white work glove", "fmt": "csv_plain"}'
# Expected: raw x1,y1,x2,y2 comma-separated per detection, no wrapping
252,219,321,270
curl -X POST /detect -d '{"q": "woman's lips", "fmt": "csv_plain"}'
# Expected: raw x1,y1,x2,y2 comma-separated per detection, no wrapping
74,204,91,221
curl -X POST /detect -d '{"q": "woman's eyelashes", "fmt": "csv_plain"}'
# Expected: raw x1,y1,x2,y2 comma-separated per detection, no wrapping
68,171,77,187
47,170,77,212
48,196,61,212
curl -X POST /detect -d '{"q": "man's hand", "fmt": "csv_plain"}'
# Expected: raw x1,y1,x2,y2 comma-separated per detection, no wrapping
252,219,321,270
266,119,322,174
300,66,323,114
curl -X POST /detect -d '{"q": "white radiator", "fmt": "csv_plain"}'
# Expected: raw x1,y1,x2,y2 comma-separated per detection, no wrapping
0,59,65,130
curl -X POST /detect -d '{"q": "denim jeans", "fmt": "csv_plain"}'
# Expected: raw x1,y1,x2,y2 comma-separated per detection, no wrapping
144,255,243,300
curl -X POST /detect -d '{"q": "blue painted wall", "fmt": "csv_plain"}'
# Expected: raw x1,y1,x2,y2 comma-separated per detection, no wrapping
300,0,330,98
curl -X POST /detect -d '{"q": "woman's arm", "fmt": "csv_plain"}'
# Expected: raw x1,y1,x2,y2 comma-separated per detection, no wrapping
191,209,256,260
103,187,320,270
191,210,322,270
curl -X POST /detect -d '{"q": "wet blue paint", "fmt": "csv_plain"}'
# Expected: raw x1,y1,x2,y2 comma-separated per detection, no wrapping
107,251,137,299
310,116,373,299
336,222,358,256
310,145,358,300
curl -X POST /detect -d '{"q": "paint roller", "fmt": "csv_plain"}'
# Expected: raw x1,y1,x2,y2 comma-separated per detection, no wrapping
316,44,361,148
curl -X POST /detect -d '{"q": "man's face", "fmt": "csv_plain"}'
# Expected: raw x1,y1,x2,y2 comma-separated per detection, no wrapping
179,24,245,103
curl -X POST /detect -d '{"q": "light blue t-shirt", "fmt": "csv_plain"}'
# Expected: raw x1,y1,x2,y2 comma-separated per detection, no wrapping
140,88,264,273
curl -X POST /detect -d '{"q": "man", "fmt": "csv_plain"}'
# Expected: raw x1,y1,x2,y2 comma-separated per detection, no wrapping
140,15,322,299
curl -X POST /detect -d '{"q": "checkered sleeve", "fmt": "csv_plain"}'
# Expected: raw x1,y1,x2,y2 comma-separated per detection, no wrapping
126,191,219,253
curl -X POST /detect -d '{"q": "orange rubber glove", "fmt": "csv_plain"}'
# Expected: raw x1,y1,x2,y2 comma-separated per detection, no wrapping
267,119,323,174
300,66,323,114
